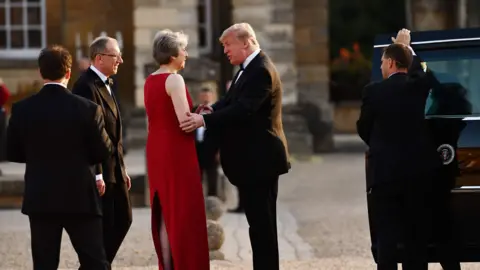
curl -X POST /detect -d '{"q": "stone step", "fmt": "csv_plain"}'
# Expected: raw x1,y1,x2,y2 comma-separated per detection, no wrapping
128,117,147,129
125,128,147,149
0,174,149,209
129,107,146,118
284,131,313,154
282,113,310,133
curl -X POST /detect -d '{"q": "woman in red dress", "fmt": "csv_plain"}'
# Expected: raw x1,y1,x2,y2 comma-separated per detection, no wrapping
144,30,210,270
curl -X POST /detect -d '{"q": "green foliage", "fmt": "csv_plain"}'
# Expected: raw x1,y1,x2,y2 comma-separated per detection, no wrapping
329,0,406,101
329,0,406,60
330,43,372,101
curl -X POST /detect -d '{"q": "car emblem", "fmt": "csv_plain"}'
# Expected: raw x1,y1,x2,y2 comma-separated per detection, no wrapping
437,144,455,165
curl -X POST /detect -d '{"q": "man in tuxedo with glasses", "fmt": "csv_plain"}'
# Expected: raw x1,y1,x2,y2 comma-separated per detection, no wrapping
72,36,132,264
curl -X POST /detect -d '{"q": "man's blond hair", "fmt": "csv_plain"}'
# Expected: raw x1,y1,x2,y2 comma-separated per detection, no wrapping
219,23,259,47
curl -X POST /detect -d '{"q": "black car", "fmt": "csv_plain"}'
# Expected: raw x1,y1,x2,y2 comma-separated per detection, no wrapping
368,27,480,262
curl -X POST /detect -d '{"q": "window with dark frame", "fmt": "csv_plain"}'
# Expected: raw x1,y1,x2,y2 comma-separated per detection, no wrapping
197,0,212,55
0,0,45,58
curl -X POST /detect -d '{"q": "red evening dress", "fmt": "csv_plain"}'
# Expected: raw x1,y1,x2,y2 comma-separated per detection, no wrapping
144,73,210,270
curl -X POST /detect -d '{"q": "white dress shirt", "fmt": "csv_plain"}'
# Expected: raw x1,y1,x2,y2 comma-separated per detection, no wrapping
202,49,261,129
44,82,66,88
90,65,112,95
196,126,206,142
234,48,261,83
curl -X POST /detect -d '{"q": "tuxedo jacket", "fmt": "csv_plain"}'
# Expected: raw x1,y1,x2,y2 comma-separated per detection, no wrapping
203,51,290,185
72,68,127,184
6,84,113,215
357,56,441,190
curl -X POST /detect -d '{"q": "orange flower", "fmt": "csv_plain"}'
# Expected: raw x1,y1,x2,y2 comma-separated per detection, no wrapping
339,48,350,59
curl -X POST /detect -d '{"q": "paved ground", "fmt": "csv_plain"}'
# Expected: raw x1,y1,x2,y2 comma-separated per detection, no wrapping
1,135,479,269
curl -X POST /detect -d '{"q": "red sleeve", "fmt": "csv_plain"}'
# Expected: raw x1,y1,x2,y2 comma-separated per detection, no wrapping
0,85,10,106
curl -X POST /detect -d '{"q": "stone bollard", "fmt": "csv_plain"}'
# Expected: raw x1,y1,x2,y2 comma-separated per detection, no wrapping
207,219,225,260
205,196,226,260
205,196,225,221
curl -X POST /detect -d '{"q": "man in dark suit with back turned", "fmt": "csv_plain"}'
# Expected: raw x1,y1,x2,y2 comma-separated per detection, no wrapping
72,36,132,264
180,22,290,270
6,45,113,269
357,29,441,270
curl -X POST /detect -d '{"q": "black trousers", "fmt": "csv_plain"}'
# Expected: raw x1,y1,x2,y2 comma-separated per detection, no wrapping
434,175,461,270
201,162,219,197
102,182,132,263
237,176,279,270
370,180,431,270
29,214,109,270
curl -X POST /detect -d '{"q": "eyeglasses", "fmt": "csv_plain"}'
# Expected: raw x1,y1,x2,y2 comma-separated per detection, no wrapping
98,53,122,59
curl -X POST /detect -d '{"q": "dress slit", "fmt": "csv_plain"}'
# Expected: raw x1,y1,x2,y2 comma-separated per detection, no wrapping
152,191,174,270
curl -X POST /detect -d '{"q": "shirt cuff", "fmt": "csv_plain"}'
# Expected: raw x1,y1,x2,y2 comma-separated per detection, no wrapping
202,115,206,129
96,174,103,181
408,45,416,56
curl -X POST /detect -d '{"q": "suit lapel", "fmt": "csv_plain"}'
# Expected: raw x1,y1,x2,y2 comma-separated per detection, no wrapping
90,70,118,119
229,53,263,99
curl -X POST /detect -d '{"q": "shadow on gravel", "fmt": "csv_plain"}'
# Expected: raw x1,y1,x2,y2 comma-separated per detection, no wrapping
332,134,367,153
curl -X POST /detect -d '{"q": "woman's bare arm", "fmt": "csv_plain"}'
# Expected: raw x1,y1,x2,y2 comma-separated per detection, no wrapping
165,73,190,124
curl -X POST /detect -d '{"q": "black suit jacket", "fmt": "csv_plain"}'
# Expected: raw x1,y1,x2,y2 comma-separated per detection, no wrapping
6,84,113,215
203,51,290,185
72,68,127,183
357,56,441,189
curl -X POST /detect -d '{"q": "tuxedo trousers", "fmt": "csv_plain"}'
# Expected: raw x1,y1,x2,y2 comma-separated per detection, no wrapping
236,175,279,270
29,213,109,270
102,182,132,263
370,179,431,270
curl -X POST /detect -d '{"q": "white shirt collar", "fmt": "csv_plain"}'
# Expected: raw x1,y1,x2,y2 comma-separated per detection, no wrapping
89,65,108,82
388,71,407,78
242,49,261,69
44,82,66,88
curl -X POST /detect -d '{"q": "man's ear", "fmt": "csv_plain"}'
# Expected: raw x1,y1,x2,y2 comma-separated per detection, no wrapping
65,68,71,80
388,58,395,69
243,39,250,48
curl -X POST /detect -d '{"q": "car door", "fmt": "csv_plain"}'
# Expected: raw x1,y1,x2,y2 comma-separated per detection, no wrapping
368,27,480,263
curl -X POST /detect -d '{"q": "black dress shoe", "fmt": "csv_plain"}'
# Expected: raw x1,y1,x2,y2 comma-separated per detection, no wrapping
228,207,244,214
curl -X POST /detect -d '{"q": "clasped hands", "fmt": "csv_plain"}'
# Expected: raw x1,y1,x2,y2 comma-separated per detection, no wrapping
179,104,213,132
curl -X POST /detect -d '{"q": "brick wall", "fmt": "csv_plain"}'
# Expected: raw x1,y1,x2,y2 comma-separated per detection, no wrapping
0,0,135,107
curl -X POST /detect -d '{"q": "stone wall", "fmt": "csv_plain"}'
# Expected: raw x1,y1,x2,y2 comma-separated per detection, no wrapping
46,0,135,106
133,0,200,108
0,69,41,95
0,0,134,105
293,0,333,152
232,0,297,104
408,0,457,30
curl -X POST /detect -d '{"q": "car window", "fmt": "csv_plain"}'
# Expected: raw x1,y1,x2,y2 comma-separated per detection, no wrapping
372,47,480,118
420,47,480,118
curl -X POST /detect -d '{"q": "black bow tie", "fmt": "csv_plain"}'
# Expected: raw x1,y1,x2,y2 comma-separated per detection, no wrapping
105,78,113,86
